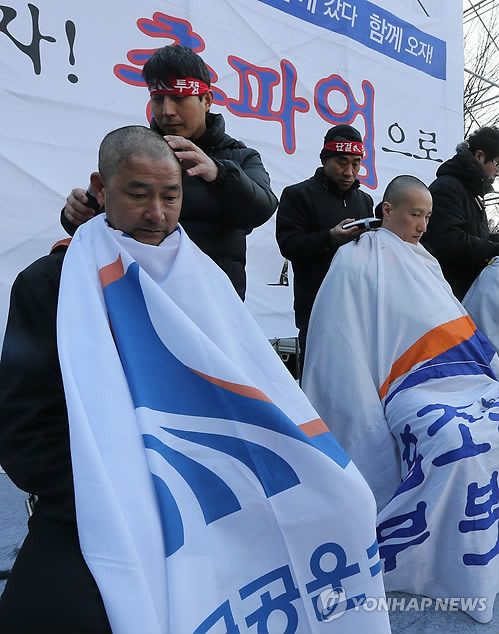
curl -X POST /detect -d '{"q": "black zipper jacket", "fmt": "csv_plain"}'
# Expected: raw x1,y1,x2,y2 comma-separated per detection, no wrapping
276,167,373,332
422,142,499,300
61,113,277,300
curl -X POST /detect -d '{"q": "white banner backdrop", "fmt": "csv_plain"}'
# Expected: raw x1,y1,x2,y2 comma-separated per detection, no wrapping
0,0,463,341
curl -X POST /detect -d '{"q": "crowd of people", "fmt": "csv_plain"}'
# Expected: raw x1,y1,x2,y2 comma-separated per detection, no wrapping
1,44,499,632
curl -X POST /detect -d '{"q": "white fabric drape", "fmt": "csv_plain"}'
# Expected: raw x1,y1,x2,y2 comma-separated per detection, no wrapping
303,229,499,623
57,216,390,633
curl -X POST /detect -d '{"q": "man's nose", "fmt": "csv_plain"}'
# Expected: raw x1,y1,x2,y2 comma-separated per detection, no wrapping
418,218,428,233
162,96,177,116
344,163,354,176
145,198,163,222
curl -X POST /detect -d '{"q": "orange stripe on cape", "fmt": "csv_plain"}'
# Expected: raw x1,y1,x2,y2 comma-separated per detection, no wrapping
192,368,327,437
191,369,273,402
379,315,476,401
298,418,329,437
50,238,72,253
99,255,125,289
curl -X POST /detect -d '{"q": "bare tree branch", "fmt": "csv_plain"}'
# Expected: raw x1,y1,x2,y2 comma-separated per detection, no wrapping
463,2,499,135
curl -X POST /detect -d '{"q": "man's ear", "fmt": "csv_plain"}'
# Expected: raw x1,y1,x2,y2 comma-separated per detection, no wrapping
382,201,391,219
474,149,485,164
90,172,105,207
203,89,214,112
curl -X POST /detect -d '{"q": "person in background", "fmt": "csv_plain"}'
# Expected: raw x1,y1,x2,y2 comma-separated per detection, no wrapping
422,125,499,300
276,124,373,363
303,175,499,624
60,44,277,300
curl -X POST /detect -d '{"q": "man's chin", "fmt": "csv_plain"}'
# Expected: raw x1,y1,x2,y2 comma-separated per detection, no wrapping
159,123,184,136
338,181,354,191
132,230,167,245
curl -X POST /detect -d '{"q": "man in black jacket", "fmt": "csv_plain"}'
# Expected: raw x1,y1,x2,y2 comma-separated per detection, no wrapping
422,126,499,300
276,124,374,362
61,45,277,299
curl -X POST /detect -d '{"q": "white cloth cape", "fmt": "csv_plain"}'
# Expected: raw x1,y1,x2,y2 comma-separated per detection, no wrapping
303,229,499,623
56,215,390,634
463,256,499,354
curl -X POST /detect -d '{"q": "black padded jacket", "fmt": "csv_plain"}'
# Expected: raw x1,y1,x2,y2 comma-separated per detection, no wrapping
422,143,499,301
276,167,373,334
61,113,278,300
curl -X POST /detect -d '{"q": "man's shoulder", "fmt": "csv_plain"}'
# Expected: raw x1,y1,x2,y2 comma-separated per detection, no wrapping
216,133,252,153
351,185,374,206
430,148,482,197
430,170,465,186
430,172,469,196
326,234,373,281
204,113,245,152
206,131,263,169
281,171,322,196
211,130,258,160
15,248,66,290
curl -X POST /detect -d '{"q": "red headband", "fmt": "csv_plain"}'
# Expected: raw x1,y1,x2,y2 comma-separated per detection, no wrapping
324,140,365,156
148,77,209,97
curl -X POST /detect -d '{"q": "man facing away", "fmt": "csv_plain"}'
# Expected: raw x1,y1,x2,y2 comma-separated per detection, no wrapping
61,44,278,299
0,127,389,633
276,124,373,362
422,125,499,300
303,175,499,624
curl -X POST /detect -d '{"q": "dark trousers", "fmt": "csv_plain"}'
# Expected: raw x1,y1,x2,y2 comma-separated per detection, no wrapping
0,513,111,634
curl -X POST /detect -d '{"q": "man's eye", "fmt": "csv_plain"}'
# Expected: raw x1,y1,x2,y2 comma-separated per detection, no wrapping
164,195,177,203
129,193,146,199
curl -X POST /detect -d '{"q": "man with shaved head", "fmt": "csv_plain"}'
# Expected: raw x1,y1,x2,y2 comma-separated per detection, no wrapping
0,125,182,632
303,174,499,623
92,126,183,245
375,174,432,244
0,126,388,633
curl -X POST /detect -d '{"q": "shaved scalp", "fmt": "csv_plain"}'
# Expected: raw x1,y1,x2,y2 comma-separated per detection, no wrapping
98,125,180,184
383,175,429,207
